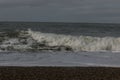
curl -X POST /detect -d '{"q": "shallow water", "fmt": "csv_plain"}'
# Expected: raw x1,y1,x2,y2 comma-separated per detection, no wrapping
0,51,120,67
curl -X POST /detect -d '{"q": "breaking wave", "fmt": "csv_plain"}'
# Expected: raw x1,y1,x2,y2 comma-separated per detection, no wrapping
28,29,120,52
0,29,120,52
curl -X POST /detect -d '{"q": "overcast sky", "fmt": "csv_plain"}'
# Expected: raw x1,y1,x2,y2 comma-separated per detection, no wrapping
0,0,120,23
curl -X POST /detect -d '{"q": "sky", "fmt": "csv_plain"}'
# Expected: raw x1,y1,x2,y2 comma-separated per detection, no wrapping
0,0,120,23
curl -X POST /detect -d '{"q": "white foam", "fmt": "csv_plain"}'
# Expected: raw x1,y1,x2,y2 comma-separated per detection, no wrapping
28,29,120,52
0,51,120,67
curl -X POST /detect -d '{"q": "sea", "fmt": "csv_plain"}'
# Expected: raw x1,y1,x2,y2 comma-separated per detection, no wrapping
1,22,120,52
0,22,120,66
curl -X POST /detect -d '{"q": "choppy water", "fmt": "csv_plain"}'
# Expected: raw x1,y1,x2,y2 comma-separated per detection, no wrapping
0,22,120,52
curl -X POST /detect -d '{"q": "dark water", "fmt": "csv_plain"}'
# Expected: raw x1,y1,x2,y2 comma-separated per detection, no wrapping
0,22,120,37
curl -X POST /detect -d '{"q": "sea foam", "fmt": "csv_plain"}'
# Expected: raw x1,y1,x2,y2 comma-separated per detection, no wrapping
0,29,120,52
28,29,120,52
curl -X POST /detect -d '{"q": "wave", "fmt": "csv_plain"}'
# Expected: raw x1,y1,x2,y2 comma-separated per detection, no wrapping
28,29,120,52
0,29,120,52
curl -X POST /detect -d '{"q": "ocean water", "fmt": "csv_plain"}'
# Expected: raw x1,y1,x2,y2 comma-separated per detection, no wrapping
0,22,120,52
1,22,120,66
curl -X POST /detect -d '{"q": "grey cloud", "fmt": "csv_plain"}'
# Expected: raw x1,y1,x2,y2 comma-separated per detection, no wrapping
0,0,120,11
0,0,120,22
0,0,50,7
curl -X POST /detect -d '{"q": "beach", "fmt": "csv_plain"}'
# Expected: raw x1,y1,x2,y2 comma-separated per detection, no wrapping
0,67,120,80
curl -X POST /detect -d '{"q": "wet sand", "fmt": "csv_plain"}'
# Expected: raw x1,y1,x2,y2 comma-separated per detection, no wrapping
0,67,120,80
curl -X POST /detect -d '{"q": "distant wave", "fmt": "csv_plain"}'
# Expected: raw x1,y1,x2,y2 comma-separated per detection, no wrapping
0,29,120,52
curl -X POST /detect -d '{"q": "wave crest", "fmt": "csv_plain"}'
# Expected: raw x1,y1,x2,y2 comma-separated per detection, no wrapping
28,29,120,52
0,29,120,52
